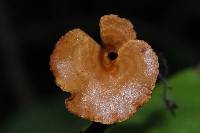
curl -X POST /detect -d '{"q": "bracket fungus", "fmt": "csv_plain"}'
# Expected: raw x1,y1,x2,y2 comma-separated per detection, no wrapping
50,15,159,124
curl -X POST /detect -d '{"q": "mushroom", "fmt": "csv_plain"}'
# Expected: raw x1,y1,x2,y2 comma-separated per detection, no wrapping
50,14,159,124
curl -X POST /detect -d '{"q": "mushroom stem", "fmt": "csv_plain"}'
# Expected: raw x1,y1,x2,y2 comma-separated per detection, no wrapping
80,122,111,133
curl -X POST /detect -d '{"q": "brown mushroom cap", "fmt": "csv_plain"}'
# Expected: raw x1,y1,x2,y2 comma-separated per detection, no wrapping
50,15,159,124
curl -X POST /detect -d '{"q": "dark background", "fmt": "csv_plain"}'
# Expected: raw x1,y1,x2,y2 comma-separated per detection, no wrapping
0,0,200,130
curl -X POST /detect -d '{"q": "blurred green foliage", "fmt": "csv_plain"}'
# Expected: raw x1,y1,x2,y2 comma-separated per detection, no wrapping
1,68,200,133
0,96,91,133
105,68,200,133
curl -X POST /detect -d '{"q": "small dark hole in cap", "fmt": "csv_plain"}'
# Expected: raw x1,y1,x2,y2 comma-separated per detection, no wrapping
108,52,118,60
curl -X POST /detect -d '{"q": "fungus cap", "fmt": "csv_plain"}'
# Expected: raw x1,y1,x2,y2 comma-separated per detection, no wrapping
50,15,159,124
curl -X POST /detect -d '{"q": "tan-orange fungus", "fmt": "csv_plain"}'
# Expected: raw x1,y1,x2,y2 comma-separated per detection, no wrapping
50,14,159,124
